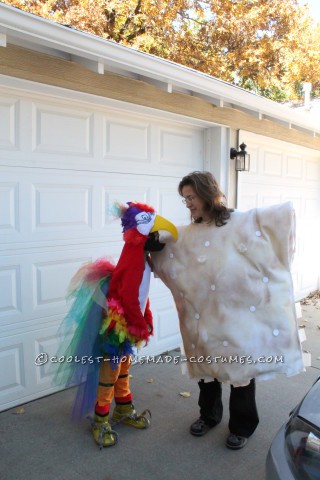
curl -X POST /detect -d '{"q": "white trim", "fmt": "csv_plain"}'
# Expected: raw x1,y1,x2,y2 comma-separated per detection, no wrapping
1,3,319,136
204,127,231,196
0,32,7,47
239,129,320,157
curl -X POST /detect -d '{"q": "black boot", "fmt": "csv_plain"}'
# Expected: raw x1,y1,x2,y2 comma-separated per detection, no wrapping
190,379,223,436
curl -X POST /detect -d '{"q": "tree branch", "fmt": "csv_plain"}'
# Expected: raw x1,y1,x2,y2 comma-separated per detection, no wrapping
177,11,208,26
119,0,143,36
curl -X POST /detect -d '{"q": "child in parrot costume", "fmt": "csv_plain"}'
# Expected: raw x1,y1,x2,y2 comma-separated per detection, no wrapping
54,201,177,448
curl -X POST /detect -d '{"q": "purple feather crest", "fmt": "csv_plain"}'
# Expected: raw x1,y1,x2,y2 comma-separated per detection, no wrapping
111,201,155,232
121,202,141,232
110,201,141,232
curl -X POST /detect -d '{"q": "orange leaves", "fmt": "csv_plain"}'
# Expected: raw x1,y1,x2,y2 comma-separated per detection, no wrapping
2,0,320,100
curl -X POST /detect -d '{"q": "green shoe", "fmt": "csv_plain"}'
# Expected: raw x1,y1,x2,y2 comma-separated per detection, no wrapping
111,404,151,429
90,414,118,449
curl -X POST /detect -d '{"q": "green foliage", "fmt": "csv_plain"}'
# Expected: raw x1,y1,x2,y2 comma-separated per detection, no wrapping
240,78,289,102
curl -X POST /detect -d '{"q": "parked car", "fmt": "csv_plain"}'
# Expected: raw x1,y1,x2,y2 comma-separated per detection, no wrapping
266,376,320,479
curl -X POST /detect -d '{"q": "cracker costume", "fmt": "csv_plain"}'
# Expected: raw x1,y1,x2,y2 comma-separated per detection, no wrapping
152,201,304,387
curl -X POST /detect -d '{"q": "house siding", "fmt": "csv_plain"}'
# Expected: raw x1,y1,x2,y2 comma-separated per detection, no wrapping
1,44,320,152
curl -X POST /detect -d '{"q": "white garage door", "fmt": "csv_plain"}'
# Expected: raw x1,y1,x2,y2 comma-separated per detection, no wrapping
237,130,320,300
0,81,204,411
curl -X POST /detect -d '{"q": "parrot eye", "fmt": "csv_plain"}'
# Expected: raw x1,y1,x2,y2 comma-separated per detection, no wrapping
134,211,156,236
136,212,152,225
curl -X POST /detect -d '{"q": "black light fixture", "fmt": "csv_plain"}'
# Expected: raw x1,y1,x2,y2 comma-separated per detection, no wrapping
230,142,250,172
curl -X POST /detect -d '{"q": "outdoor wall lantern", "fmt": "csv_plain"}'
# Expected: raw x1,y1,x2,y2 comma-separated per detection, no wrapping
230,142,250,172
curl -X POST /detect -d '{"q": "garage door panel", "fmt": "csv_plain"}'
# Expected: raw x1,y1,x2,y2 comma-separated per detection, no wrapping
159,128,195,167
1,168,191,248
142,301,181,358
0,325,64,409
0,169,114,245
304,195,320,217
33,183,93,230
239,130,320,300
0,265,21,318
262,150,283,176
32,258,88,310
0,248,112,329
0,342,25,395
302,221,319,255
104,117,151,161
236,190,259,211
0,84,204,410
33,103,94,157
300,267,318,293
0,257,34,328
260,193,282,206
30,247,112,314
156,306,180,341
0,91,204,177
158,187,189,226
0,178,194,409
286,155,303,179
0,96,19,151
102,124,202,175
0,182,19,233
103,185,152,218
241,145,259,175
34,331,64,386
305,159,320,181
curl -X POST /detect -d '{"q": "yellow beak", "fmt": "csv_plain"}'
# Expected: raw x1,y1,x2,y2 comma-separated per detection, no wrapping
150,214,178,241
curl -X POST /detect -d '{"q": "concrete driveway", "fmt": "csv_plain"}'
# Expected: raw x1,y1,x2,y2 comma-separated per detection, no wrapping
0,303,319,480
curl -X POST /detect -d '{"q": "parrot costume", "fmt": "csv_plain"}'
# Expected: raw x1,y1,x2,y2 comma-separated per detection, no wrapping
54,201,177,448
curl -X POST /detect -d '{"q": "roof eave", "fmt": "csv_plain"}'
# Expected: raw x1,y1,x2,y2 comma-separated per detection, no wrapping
0,3,319,135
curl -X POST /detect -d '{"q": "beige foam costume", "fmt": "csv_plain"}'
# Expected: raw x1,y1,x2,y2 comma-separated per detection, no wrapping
152,201,304,387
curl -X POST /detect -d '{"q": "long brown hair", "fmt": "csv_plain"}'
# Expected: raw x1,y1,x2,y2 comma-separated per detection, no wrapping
178,171,233,227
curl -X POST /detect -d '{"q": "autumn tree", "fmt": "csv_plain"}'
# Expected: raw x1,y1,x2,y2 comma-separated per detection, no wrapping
2,0,320,101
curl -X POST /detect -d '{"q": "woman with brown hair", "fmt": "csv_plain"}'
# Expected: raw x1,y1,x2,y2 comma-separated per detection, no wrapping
151,170,303,450
178,171,258,450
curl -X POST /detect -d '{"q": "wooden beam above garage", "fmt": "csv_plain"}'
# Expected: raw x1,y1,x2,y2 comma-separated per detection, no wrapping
1,44,320,151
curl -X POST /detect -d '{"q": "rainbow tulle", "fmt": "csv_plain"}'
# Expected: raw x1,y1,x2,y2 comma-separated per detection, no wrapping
52,258,139,420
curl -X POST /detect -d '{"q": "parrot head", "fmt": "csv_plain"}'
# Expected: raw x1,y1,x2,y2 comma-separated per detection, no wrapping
115,201,178,242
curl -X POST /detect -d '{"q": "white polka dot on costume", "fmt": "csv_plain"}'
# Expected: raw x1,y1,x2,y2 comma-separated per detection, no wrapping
169,253,174,258
263,276,269,283
210,284,216,291
191,343,195,349
180,292,184,297
204,241,210,247
223,340,229,347
198,255,206,263
238,243,247,253
273,329,279,336
250,306,256,312
195,313,200,320
255,230,262,237
201,329,208,342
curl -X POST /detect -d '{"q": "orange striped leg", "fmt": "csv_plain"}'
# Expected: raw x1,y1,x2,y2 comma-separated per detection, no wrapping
114,355,132,405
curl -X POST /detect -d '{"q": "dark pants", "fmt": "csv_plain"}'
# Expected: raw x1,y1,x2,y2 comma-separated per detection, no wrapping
198,378,259,437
